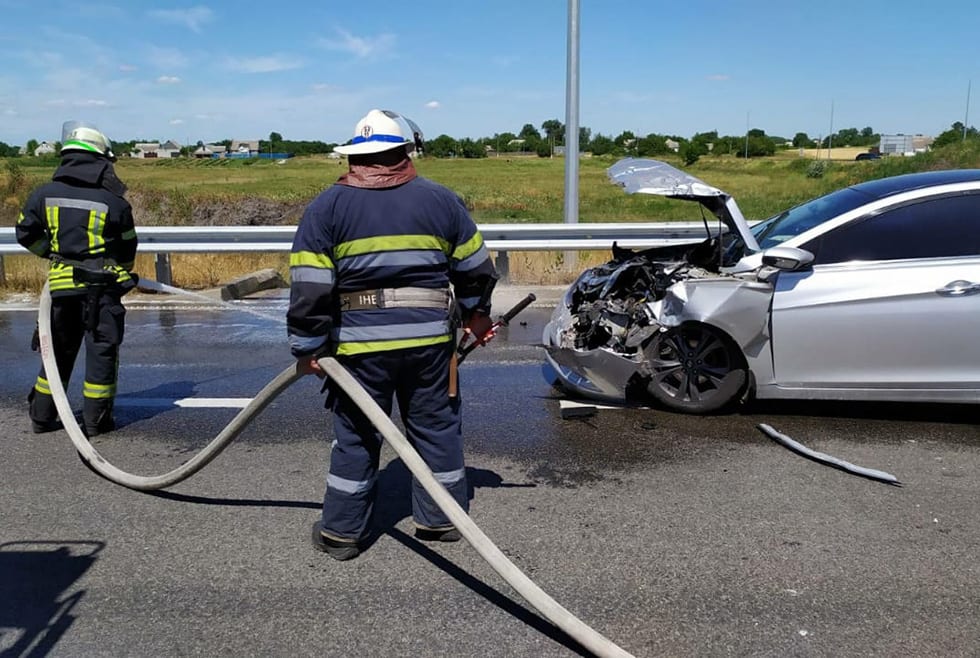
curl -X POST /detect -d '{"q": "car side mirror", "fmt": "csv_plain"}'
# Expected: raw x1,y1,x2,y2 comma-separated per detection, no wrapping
761,246,814,271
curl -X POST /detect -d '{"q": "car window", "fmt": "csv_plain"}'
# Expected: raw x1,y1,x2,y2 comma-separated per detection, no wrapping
805,193,980,264
751,187,869,250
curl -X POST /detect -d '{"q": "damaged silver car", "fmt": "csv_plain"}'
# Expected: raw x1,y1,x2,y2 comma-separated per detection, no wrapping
543,158,980,413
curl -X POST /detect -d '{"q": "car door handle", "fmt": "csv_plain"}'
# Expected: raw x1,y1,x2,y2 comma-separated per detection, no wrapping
936,280,980,297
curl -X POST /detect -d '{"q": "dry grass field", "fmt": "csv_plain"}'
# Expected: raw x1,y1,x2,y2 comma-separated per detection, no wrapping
773,146,870,160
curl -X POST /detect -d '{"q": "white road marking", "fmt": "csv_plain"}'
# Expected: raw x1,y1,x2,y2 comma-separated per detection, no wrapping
115,397,252,409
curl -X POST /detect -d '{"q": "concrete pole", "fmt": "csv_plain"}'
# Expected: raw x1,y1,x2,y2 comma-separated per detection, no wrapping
563,0,580,269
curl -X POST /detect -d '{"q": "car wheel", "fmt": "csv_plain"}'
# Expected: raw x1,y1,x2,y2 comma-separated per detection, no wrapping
643,323,747,414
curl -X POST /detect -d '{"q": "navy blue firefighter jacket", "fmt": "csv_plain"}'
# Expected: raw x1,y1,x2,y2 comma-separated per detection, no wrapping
287,176,498,357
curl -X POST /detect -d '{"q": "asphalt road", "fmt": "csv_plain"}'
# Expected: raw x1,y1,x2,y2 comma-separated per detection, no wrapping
0,287,977,657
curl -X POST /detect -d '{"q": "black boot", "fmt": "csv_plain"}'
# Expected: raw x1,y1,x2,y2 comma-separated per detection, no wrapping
311,521,361,561
83,399,116,437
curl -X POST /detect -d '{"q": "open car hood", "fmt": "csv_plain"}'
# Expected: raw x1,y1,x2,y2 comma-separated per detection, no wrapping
607,158,761,253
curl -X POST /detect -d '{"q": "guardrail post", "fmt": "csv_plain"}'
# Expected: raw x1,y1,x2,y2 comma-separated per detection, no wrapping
494,250,510,283
0,255,5,287
154,253,173,286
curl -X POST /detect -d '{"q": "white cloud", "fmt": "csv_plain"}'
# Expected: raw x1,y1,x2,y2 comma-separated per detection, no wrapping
319,29,395,59
224,55,303,74
157,75,181,84
74,99,108,107
169,118,184,125
425,101,441,109
148,6,215,33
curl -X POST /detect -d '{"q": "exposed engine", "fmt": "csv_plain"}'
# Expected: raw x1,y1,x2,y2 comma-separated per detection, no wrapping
562,238,726,353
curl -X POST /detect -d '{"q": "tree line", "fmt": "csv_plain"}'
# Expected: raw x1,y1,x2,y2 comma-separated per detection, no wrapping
3,120,976,163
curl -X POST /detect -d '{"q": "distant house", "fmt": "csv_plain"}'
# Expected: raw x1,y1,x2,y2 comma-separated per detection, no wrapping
229,140,260,156
911,135,934,153
33,141,56,156
132,141,181,158
880,134,933,156
193,143,227,158
664,139,680,153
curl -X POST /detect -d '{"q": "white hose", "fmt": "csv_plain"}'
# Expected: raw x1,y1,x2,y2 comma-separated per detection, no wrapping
37,280,635,657
37,281,303,491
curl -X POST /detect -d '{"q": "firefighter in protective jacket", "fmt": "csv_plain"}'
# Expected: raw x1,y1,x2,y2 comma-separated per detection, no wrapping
17,121,138,436
288,109,497,561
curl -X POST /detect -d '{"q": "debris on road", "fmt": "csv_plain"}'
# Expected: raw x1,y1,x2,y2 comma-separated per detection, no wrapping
758,423,902,487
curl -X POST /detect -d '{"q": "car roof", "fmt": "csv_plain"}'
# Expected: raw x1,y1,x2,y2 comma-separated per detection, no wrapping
851,169,980,200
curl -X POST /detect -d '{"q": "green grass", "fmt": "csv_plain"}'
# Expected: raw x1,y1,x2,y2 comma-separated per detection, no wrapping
4,143,980,229
3,142,979,289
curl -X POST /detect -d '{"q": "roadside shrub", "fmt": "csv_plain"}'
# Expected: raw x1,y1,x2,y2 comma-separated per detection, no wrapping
806,160,827,178
1,160,42,226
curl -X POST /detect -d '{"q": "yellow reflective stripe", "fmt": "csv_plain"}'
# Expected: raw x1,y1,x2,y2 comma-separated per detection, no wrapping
83,381,116,399
88,209,107,253
452,232,484,261
48,206,60,251
48,263,82,291
336,334,451,356
49,263,81,291
107,263,132,284
334,234,450,259
290,250,334,269
34,377,52,395
17,211,27,225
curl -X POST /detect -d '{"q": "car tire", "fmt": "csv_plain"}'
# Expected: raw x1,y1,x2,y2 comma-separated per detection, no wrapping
643,322,747,414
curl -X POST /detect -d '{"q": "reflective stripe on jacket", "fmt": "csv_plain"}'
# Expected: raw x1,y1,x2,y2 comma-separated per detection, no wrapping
17,154,138,297
287,176,497,356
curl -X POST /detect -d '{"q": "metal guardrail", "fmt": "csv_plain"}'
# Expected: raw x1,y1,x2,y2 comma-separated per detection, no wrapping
0,222,714,254
0,222,718,284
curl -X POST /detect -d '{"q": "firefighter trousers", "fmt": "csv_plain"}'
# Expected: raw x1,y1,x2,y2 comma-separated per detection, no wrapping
29,291,126,431
321,341,467,541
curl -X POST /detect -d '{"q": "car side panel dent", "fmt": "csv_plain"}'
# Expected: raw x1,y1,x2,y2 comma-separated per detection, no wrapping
655,279,773,348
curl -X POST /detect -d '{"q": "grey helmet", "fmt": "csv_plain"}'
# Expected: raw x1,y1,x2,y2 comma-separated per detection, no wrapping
61,121,116,161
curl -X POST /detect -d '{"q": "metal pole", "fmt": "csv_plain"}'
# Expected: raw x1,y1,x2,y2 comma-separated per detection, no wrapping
965,80,972,141
563,0,580,226
563,0,580,269
744,111,749,159
827,100,834,160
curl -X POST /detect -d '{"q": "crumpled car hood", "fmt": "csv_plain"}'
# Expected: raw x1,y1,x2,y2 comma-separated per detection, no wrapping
607,158,761,253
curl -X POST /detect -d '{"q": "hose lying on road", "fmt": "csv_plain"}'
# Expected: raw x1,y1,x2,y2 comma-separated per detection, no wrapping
758,423,902,487
37,280,635,658
38,281,303,491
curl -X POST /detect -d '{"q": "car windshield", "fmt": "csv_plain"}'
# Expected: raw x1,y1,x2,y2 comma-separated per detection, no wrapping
750,187,870,250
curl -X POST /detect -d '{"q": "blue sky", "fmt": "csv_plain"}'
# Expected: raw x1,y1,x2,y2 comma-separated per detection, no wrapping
1,1,978,146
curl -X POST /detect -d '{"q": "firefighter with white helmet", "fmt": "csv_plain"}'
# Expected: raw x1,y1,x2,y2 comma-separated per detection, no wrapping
17,121,138,436
288,109,497,560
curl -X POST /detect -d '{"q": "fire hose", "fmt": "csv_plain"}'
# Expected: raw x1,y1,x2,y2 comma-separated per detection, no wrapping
36,280,634,658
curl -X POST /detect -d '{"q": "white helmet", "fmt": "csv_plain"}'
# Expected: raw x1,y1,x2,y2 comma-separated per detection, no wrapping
61,121,116,160
334,109,423,156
